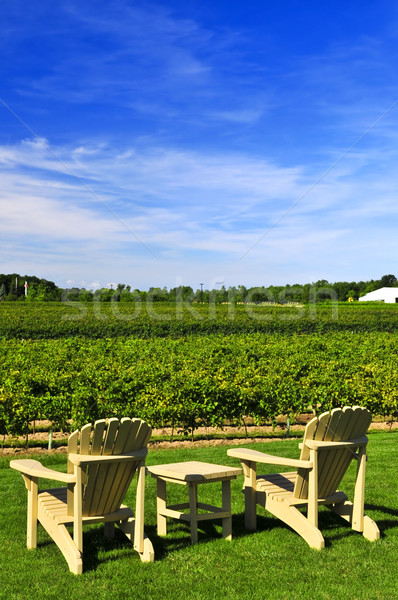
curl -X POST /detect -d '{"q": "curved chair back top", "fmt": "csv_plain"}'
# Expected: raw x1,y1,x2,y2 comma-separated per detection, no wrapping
67,417,152,516
294,406,371,499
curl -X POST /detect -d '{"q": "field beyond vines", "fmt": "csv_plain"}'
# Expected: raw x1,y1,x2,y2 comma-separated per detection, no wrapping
1,301,398,439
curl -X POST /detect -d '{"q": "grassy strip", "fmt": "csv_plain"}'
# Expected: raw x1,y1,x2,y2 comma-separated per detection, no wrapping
3,427,397,450
1,432,397,600
0,431,303,449
1,429,304,450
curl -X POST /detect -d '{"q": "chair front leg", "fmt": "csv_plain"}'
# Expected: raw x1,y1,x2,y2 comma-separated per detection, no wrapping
73,466,83,553
22,474,38,549
134,461,146,554
241,460,257,530
307,449,318,528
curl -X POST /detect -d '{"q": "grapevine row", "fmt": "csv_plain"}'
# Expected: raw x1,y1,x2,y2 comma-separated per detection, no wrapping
1,331,397,436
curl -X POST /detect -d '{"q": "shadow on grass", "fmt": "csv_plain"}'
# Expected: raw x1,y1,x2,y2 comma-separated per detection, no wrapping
151,519,241,560
151,512,338,553
151,502,398,555
80,525,159,572
35,524,160,573
77,521,236,571
364,503,398,534
33,503,397,572
229,507,396,547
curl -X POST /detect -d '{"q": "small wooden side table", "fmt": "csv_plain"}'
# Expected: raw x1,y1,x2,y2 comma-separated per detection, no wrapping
147,461,242,543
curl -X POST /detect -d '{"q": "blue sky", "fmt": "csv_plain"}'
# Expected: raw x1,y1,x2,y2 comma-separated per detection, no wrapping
1,0,398,291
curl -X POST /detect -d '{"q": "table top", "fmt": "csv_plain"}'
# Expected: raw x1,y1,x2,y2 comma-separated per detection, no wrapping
147,460,242,482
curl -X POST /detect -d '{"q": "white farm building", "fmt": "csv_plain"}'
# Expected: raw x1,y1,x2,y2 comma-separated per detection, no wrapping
359,287,398,303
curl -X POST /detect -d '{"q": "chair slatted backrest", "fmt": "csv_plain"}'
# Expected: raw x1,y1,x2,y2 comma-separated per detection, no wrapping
67,417,152,517
293,407,371,499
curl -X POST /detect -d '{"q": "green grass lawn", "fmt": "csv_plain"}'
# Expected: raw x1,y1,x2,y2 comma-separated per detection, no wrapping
1,433,397,600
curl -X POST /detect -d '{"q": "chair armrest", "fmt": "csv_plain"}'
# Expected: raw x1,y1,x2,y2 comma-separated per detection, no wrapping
227,448,313,469
68,447,148,466
304,435,368,450
10,459,76,483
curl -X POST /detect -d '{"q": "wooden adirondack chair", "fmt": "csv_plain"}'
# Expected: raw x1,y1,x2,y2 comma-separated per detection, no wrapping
10,417,154,574
228,406,380,549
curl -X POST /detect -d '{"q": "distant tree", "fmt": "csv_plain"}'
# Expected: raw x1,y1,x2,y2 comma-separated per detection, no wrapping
346,290,357,301
360,281,376,297
216,285,228,303
246,286,271,303
100,288,114,302
34,281,51,301
119,288,133,302
4,273,22,299
148,287,168,302
356,280,369,296
313,279,330,287
79,289,94,302
169,286,194,302
310,281,336,303
279,285,307,304
236,285,247,303
332,281,351,302
266,285,284,303
226,286,238,304
379,274,397,287
6,290,19,301
194,287,210,303
0,283,5,301
62,287,81,302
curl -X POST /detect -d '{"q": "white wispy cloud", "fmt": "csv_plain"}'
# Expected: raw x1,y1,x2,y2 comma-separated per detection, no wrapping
1,129,397,289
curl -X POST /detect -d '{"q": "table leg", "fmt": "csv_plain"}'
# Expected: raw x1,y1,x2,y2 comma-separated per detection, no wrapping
188,483,198,543
157,478,167,536
222,479,232,541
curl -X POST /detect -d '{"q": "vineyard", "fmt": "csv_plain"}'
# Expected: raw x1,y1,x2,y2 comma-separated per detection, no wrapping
1,301,398,438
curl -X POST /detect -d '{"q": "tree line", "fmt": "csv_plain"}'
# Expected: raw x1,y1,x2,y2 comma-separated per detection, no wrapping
0,272,397,304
